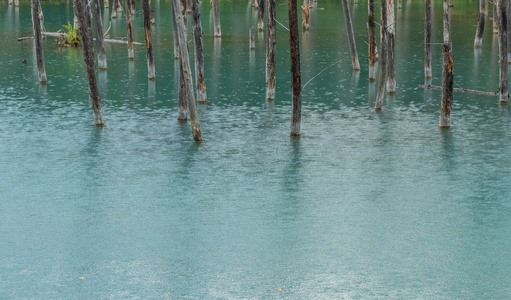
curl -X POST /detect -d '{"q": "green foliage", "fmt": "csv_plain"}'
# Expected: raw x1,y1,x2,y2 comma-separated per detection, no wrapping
63,22,80,45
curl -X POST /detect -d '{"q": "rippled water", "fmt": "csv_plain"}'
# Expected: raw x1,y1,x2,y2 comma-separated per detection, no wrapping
1,0,511,298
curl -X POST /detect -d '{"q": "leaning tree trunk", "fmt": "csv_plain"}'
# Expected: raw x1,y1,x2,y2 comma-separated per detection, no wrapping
212,0,221,37
266,0,276,101
171,0,180,59
258,0,264,31
125,0,134,60
497,0,508,103
440,0,453,128
192,0,208,103
31,0,47,84
172,0,203,141
289,0,301,136
92,0,107,70
341,0,360,70
425,0,432,78
142,0,155,79
74,0,104,126
386,0,396,93
375,0,387,110
368,0,376,81
474,0,486,47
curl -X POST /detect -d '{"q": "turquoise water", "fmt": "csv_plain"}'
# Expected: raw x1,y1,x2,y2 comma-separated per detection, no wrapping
1,0,511,298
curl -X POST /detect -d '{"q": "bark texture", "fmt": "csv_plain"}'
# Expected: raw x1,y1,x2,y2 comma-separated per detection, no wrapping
368,0,376,81
125,0,134,60
440,0,453,128
341,0,360,70
212,0,221,37
425,0,432,78
111,0,119,17
192,0,208,103
171,0,180,59
266,0,276,101
258,0,265,31
375,0,387,110
249,26,255,49
386,0,396,93
289,0,301,136
497,0,508,103
474,0,486,47
142,0,155,79
31,0,47,84
92,0,107,70
302,4,309,30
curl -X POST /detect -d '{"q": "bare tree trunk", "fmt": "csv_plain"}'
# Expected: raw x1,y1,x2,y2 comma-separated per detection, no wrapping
302,3,309,30
474,0,486,47
130,0,135,15
31,0,47,84
398,0,402,9
125,0,134,60
104,0,109,8
192,0,208,103
172,0,203,141
142,0,155,79
289,0,302,136
449,0,453,7
368,0,376,81
266,0,276,101
386,0,396,93
258,0,264,31
74,0,104,126
212,0,221,37
186,0,192,13
375,0,387,110
92,0,107,70
341,0,360,70
508,1,511,62
171,0,180,59
249,26,256,49
15,0,19,7
494,0,499,34
440,0,453,128
425,0,432,78
180,0,188,36
497,0,508,103
111,0,119,17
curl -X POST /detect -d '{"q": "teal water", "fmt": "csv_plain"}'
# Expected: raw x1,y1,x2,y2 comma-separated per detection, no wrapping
1,0,511,298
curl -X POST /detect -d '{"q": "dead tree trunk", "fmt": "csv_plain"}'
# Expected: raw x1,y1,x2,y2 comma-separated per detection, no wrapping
289,0,301,136
180,0,188,36
92,0,107,70
497,0,508,104
508,2,511,62
192,0,208,103
142,0,155,79
125,0,134,60
104,0,109,8
31,0,47,84
368,0,376,81
171,0,180,59
341,0,360,70
266,0,276,101
74,0,104,126
449,0,453,7
425,0,432,78
440,0,453,128
212,0,221,37
111,0,118,17
258,0,264,31
474,0,486,47
172,0,203,141
302,4,309,30
130,0,135,15
494,0,499,34
250,26,256,49
375,0,387,110
386,0,396,93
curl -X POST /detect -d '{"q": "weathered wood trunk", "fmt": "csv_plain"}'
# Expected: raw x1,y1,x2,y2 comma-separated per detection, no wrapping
302,4,309,30
142,0,155,79
508,2,511,62
249,26,255,49
494,0,499,34
130,0,135,15
212,0,221,37
440,0,453,128
341,0,360,70
92,0,107,70
258,0,264,31
104,0,109,8
125,0,134,60
111,0,119,17
266,0,276,101
425,0,432,78
497,0,508,103
192,0,208,103
375,0,387,110
180,0,188,36
368,0,376,81
289,0,301,136
172,0,203,141
171,0,180,60
386,0,396,93
74,0,104,126
474,0,486,47
15,0,19,7
31,0,47,84
449,0,453,7
186,0,192,13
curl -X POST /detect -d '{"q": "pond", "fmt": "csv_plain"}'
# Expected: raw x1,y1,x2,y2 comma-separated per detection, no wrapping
1,0,510,298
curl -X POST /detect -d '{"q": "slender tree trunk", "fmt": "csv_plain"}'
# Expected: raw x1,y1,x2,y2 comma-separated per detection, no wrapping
440,0,453,128
180,0,188,36
368,0,376,81
125,0,134,60
172,0,202,141
398,0,402,9
449,0,453,7
212,0,221,37
266,0,276,101
425,0,432,78
341,0,360,70
302,3,309,30
375,0,387,110
507,2,511,62
258,0,264,31
142,0,155,79
171,0,180,59
192,0,208,103
74,0,104,126
31,0,47,84
249,26,256,49
497,0,508,103
15,0,19,7
386,0,396,93
474,0,486,47
104,0,109,8
130,0,135,15
289,0,301,136
494,0,499,34
92,0,107,70
111,0,118,17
